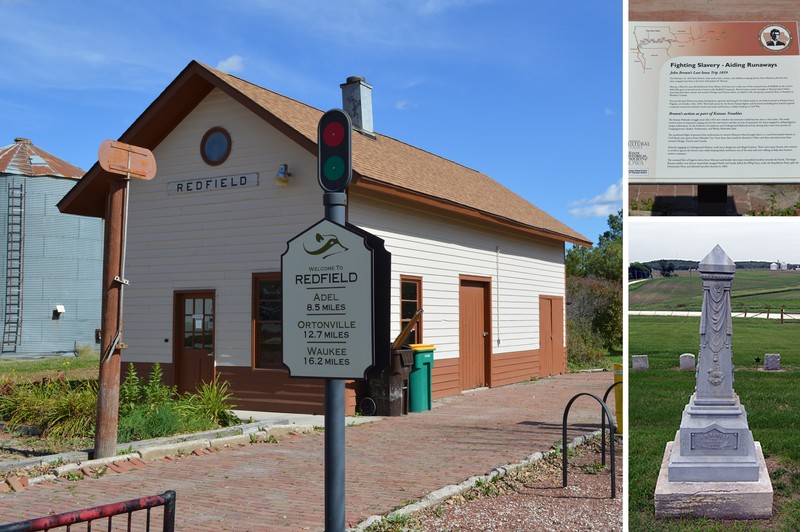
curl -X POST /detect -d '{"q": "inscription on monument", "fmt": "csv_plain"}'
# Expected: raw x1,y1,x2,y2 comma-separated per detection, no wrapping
691,429,739,451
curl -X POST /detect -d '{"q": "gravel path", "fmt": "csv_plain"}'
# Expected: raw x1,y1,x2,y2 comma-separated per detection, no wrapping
368,436,623,531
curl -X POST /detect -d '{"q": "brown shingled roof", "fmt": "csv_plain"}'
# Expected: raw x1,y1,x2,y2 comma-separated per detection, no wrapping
0,138,84,179
58,60,589,246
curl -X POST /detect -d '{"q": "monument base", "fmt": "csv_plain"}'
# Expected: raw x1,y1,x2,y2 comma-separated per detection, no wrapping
668,394,760,482
655,441,773,519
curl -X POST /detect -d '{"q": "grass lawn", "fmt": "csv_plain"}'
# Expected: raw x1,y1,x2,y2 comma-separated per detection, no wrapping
630,315,800,531
630,270,800,313
0,348,100,383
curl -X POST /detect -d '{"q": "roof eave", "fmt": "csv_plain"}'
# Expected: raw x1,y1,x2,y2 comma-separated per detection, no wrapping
58,60,322,219
350,176,592,247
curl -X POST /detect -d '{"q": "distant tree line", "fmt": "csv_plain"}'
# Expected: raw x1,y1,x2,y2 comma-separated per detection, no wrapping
628,260,792,279
564,210,622,365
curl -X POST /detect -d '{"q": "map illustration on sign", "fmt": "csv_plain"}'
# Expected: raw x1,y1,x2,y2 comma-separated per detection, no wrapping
629,21,800,184
281,219,377,379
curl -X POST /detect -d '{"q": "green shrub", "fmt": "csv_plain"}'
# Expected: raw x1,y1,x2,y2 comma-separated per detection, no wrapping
44,380,97,439
3,361,239,446
177,377,239,427
0,377,17,420
3,378,97,439
119,363,142,415
567,276,622,350
143,363,176,406
118,402,182,442
566,318,607,367
119,362,176,415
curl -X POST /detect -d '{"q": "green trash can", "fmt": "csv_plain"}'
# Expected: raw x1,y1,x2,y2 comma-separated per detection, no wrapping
408,344,435,412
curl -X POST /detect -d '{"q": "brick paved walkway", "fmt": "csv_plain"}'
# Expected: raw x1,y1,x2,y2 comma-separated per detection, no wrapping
0,371,615,531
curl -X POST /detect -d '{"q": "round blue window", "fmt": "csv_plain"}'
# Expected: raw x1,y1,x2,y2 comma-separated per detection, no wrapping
201,127,231,165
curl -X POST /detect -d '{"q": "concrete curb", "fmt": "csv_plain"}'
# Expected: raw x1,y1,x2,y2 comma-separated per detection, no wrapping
1,420,318,489
54,453,140,477
349,430,604,531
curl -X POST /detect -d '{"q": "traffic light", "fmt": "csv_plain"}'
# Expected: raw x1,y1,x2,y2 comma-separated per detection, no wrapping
318,109,352,192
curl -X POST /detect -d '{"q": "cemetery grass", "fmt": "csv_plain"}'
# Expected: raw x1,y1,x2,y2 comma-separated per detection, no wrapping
630,270,800,313
629,315,800,530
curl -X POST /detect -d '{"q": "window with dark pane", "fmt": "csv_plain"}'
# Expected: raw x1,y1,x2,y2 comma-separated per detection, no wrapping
400,277,422,345
254,273,282,368
182,297,214,349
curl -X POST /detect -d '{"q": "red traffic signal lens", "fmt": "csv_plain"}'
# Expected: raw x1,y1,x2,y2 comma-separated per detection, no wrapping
323,122,345,147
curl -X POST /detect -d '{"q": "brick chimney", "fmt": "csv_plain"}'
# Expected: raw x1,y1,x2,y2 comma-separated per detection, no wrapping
340,76,374,135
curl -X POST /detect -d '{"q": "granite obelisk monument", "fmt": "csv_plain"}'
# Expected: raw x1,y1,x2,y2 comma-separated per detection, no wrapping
654,245,772,519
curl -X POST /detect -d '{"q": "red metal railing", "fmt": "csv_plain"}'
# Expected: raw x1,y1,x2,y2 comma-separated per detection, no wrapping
0,490,175,532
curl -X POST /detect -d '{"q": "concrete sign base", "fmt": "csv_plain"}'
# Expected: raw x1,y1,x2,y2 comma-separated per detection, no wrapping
655,441,773,519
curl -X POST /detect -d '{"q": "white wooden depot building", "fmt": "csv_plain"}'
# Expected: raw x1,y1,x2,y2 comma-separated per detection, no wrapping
59,61,590,414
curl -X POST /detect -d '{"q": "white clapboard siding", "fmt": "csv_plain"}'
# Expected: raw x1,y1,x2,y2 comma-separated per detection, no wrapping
123,89,322,366
349,193,565,361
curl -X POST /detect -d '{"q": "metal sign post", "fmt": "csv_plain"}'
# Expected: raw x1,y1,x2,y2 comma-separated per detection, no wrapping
323,192,346,532
318,110,351,532
282,109,389,530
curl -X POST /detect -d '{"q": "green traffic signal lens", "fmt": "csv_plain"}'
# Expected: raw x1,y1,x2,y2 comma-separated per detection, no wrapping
323,155,345,181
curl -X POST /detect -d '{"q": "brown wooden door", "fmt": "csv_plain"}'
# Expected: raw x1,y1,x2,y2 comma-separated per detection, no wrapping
539,295,564,376
459,279,490,390
175,291,215,393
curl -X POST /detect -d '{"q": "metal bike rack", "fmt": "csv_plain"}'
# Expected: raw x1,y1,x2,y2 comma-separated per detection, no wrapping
562,392,616,499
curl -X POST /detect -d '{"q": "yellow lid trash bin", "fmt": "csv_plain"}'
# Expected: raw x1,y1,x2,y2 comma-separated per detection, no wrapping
408,344,435,412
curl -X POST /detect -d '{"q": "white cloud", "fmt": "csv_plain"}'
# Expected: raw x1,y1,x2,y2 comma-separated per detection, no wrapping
216,55,245,73
395,100,418,110
604,107,616,116
568,180,622,218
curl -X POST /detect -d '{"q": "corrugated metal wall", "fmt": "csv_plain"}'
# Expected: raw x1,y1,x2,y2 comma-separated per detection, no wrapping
0,177,8,351
0,174,103,357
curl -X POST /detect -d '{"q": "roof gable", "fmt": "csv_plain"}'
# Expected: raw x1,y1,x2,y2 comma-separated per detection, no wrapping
58,60,589,246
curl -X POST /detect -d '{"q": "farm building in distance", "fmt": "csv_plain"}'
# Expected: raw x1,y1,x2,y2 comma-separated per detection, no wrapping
0,138,102,357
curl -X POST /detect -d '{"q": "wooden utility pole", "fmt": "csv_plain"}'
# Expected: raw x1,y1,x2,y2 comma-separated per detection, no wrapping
94,177,126,458
94,140,156,459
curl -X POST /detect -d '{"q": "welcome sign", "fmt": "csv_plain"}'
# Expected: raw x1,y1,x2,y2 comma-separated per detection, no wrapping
281,219,377,379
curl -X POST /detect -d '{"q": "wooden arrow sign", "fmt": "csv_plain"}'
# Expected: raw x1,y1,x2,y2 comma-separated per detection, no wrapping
98,140,156,180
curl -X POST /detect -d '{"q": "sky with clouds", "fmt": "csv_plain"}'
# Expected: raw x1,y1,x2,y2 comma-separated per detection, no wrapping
628,218,800,264
0,0,621,243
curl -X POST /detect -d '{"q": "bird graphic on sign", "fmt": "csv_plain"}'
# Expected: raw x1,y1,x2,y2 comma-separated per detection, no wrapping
303,233,348,259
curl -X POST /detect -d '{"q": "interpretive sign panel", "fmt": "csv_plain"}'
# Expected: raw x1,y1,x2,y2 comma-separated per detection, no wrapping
282,219,375,379
629,21,800,183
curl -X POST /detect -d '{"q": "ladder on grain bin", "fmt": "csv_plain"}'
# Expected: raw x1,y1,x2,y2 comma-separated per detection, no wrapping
3,179,25,353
